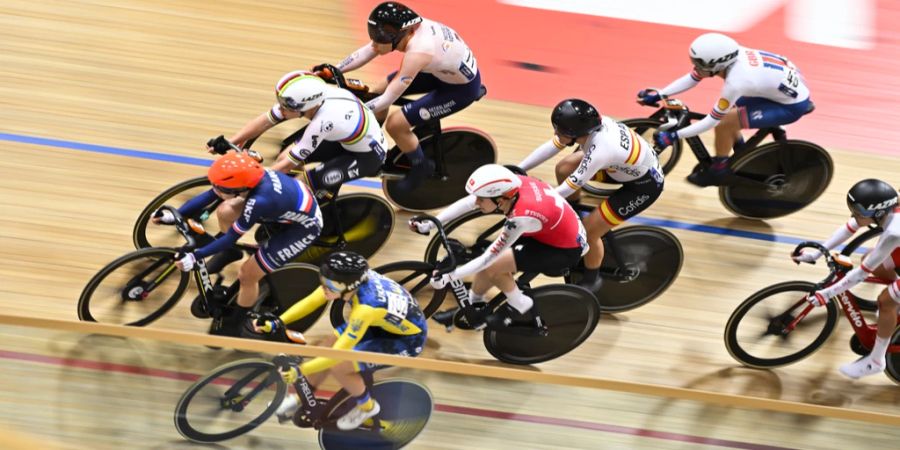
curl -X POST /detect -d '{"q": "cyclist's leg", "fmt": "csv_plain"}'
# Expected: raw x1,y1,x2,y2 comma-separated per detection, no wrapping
215,196,246,231
733,96,811,146
841,280,899,379
713,109,743,158
581,173,663,289
306,149,383,201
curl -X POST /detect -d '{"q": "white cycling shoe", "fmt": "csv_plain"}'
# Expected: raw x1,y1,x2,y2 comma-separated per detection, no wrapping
336,400,381,430
838,354,884,379
274,394,299,424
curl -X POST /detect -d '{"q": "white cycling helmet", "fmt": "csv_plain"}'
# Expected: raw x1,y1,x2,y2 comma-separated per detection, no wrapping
689,33,739,74
275,71,327,112
466,164,522,198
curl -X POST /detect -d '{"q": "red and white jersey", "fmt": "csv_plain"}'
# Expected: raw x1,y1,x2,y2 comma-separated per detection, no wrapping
405,18,478,85
451,176,587,279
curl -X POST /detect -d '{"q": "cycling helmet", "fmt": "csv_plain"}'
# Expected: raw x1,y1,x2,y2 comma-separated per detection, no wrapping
846,179,898,219
207,152,265,193
689,33,739,74
275,71,327,112
466,164,522,199
320,251,369,293
551,99,602,138
368,2,421,47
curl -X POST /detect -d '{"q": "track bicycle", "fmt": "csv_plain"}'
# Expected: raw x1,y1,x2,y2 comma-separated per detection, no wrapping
724,241,900,383
584,95,832,220
174,353,432,449
330,215,603,365
421,201,683,314
79,206,326,332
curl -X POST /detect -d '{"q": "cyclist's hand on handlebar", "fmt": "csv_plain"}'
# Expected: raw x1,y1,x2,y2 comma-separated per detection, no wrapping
151,208,176,225
430,271,455,290
408,218,435,235
636,89,661,106
176,252,197,272
311,63,333,79
654,130,677,149
207,135,234,155
807,290,828,307
792,248,822,265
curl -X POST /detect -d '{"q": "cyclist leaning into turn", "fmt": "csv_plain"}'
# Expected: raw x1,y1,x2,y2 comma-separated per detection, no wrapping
319,1,483,190
517,98,664,292
250,251,427,430
410,164,587,329
793,179,900,379
638,33,813,187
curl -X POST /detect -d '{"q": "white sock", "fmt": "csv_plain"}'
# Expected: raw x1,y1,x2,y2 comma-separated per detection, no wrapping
504,286,533,314
469,290,485,305
871,335,889,365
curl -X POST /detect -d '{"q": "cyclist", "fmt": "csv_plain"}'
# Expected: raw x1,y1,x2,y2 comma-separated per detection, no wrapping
155,152,323,337
250,251,427,430
215,70,387,202
638,33,813,187
516,98,664,292
793,179,899,379
409,164,588,329
318,1,483,190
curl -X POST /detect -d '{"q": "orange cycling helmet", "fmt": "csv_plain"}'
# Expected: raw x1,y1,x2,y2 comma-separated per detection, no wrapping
207,152,265,192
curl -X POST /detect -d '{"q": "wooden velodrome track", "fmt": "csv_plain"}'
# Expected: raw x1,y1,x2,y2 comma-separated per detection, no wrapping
1,1,899,449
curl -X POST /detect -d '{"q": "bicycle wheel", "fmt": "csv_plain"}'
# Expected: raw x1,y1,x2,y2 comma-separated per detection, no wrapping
883,330,900,385
319,379,434,450
383,127,496,211
133,176,220,249
174,359,286,443
582,118,682,197
568,226,683,313
840,227,883,312
330,261,444,328
291,193,395,266
724,281,839,368
720,140,833,219
484,284,601,365
257,263,325,332
423,210,504,264
78,248,190,326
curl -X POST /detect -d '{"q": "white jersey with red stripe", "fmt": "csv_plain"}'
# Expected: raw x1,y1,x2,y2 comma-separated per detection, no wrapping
815,209,900,301
404,18,478,85
561,117,662,196
269,87,386,163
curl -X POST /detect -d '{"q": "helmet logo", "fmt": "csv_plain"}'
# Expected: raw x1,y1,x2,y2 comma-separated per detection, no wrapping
866,198,898,210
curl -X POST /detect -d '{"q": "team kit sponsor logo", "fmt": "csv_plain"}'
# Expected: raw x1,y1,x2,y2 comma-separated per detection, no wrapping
617,194,651,216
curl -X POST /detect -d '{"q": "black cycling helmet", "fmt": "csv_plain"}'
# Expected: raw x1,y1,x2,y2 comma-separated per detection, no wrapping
320,251,369,293
847,179,898,219
551,98,602,138
367,2,421,48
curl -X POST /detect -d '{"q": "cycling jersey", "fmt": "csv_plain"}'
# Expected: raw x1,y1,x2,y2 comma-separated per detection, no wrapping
660,47,811,138
268,86,387,163
815,209,900,302
278,270,427,375
185,170,323,270
405,18,478,85
437,175,587,280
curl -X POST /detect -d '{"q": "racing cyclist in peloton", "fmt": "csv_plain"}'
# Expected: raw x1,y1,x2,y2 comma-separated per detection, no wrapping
516,99,664,292
410,164,588,330
155,152,323,337
638,33,813,187
793,179,900,379
315,1,483,190
250,251,427,430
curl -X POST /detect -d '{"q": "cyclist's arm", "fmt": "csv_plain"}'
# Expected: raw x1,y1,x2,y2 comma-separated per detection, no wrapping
283,117,327,166
193,195,267,258
177,189,219,218
817,233,900,299
673,83,741,138
365,52,430,113
435,195,478,224
299,304,379,375
452,216,541,279
229,112,280,148
658,70,703,96
336,43,379,73
279,286,329,325
194,227,241,259
822,217,861,251
556,143,609,198
518,137,567,171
